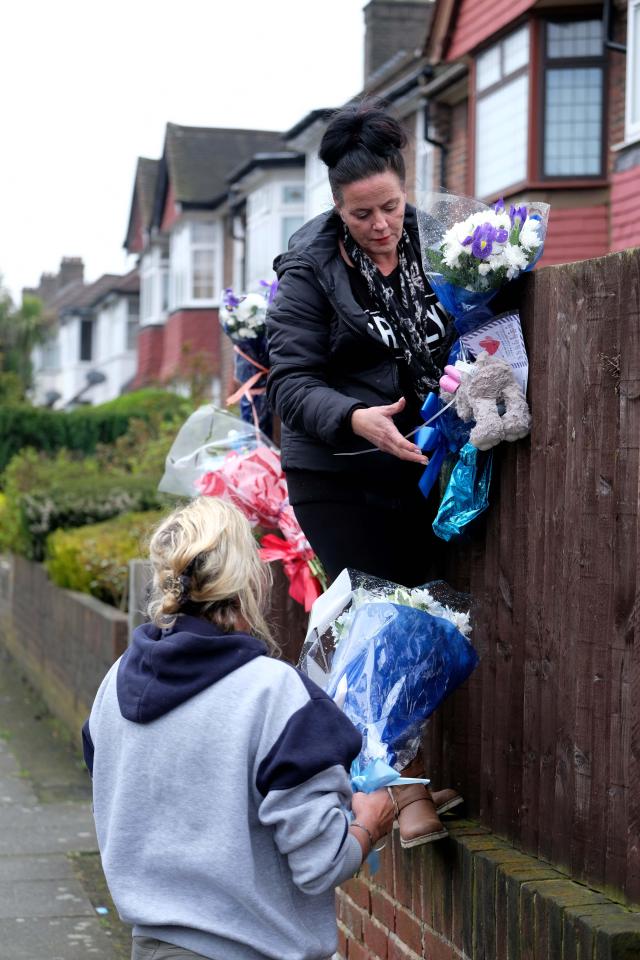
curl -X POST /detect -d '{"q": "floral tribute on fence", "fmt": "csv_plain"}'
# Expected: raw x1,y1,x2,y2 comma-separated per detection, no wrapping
219,280,277,438
159,406,326,611
414,193,550,540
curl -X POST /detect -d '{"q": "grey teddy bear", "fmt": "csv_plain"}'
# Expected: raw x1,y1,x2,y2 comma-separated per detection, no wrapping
452,351,532,451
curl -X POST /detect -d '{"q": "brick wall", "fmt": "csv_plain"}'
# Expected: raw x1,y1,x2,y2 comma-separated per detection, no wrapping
158,308,221,382
337,822,640,959
0,555,128,734
132,324,165,387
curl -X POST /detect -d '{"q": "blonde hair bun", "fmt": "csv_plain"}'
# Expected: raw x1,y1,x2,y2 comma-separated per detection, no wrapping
146,497,276,654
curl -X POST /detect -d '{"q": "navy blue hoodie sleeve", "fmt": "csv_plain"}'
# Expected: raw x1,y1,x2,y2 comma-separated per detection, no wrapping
82,718,94,777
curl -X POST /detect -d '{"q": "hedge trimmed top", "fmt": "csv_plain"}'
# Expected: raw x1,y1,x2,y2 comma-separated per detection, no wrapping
0,389,191,477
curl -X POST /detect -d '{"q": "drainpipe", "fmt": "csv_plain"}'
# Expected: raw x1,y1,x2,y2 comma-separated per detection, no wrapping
604,0,626,54
422,97,449,190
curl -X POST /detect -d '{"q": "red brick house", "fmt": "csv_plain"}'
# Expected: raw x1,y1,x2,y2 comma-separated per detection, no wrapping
424,0,640,263
124,124,287,394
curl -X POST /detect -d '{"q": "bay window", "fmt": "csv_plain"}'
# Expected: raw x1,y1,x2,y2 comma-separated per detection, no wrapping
127,300,139,351
542,19,605,177
475,25,530,198
190,222,217,300
140,247,169,325
170,220,220,309
627,0,640,140
474,16,608,196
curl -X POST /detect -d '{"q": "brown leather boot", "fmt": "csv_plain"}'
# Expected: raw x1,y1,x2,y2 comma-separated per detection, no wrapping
431,787,464,816
388,783,448,848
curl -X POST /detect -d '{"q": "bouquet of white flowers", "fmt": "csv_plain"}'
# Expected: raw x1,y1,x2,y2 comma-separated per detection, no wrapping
219,280,277,436
418,194,550,335
219,290,268,340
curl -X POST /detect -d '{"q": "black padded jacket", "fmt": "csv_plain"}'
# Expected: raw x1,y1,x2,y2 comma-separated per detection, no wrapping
266,204,448,473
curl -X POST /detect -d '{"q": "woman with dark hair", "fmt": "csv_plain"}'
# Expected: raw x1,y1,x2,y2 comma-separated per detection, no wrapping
266,101,462,845
267,99,455,589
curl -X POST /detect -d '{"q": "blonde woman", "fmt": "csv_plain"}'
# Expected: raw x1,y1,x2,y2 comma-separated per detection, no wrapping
82,497,393,960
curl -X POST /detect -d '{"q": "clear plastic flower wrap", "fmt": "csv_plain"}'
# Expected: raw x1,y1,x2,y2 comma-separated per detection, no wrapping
158,406,325,610
417,192,550,335
158,405,276,499
299,570,479,780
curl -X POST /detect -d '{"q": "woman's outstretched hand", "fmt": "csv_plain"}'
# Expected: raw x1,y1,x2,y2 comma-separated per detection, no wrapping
351,398,428,464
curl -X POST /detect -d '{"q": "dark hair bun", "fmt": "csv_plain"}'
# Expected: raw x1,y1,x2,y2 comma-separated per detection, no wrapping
319,100,407,170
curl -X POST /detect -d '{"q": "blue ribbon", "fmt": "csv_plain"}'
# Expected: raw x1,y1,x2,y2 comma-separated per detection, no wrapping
351,757,430,794
416,392,462,499
350,758,430,873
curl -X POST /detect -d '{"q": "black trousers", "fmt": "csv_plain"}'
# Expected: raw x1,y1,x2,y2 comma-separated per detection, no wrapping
287,466,446,588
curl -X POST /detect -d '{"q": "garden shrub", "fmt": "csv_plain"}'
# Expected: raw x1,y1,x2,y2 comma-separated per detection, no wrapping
45,510,164,609
0,389,190,477
0,448,171,561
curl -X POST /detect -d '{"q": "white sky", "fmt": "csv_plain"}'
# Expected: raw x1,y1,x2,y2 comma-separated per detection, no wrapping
1,0,366,301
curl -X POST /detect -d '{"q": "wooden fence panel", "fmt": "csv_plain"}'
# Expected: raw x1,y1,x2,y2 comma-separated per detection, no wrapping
421,248,640,904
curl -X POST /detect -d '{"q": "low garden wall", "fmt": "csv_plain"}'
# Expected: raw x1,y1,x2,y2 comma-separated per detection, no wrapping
0,553,128,734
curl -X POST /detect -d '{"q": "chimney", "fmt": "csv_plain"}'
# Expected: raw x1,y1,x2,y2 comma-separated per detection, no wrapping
37,274,59,305
363,0,432,85
58,257,84,290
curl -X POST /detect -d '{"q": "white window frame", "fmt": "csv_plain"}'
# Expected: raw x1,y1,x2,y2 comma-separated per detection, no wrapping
474,24,530,198
140,247,169,326
414,110,435,204
170,219,222,310
627,0,640,141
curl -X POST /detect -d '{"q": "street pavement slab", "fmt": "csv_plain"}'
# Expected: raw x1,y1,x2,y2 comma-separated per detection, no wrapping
0,651,118,959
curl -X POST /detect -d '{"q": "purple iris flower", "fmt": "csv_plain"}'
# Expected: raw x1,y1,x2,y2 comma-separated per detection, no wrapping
462,222,509,259
494,198,506,214
509,205,527,228
259,278,279,304
223,287,242,309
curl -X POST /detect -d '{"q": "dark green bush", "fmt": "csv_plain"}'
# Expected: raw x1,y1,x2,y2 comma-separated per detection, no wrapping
0,389,190,478
0,448,171,561
45,510,164,609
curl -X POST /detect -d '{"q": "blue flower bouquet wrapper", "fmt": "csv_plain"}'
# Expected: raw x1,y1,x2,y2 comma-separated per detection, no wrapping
300,571,479,781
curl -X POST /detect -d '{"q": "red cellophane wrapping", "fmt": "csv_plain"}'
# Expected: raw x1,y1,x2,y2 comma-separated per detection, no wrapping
196,447,324,611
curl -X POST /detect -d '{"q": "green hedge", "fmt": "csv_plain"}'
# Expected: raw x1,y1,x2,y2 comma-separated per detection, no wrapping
0,389,190,477
45,510,164,609
0,448,171,561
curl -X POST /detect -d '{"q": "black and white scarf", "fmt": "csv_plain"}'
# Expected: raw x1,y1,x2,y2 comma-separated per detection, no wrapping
343,224,450,398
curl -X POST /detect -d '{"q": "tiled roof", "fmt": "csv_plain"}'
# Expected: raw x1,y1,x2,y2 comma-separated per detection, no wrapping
163,123,287,206
123,157,159,249
136,158,159,226
227,151,305,187
43,280,87,316
284,109,335,142
58,270,139,317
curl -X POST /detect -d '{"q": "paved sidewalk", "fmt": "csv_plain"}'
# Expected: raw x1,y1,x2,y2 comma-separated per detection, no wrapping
0,650,126,960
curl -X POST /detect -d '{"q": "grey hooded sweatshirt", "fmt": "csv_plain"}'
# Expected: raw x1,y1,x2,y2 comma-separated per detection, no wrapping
83,614,363,960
